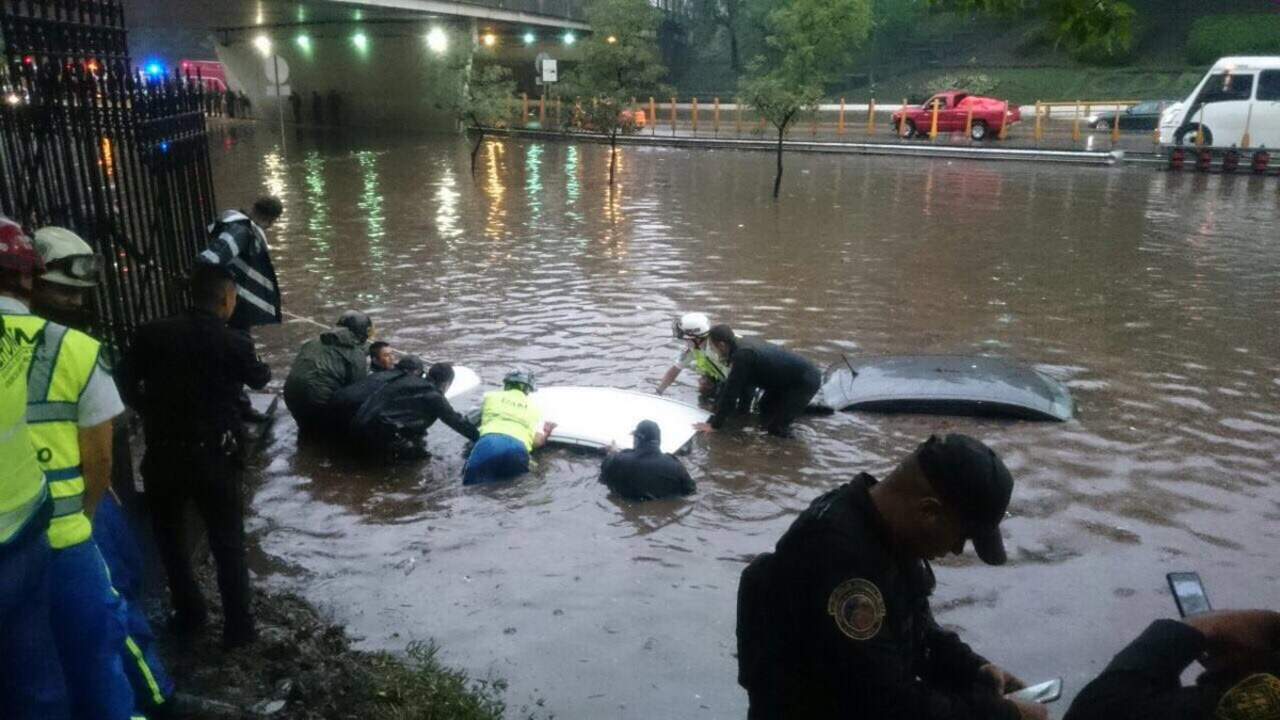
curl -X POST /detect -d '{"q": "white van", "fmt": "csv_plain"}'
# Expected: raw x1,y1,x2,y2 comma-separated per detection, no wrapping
1159,56,1280,148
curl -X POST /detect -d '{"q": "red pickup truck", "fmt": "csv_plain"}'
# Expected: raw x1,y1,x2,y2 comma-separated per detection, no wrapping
892,91,1021,141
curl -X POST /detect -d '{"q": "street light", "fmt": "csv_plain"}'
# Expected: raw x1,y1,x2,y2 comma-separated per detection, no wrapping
607,35,618,44
563,32,576,45
295,34,312,51
482,32,497,47
523,32,536,45
426,27,449,54
352,32,369,52
253,34,272,57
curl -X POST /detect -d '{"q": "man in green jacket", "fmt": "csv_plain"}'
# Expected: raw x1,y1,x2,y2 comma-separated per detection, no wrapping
283,311,373,435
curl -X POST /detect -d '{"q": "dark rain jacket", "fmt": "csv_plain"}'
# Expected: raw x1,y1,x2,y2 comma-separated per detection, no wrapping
737,474,1019,720
118,308,271,450
599,439,695,501
330,370,479,450
710,339,821,428
198,210,282,328
283,327,367,427
1064,620,1242,720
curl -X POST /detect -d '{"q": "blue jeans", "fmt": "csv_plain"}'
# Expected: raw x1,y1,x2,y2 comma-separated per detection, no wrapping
94,494,174,711
463,434,530,485
0,505,70,720
50,539,137,720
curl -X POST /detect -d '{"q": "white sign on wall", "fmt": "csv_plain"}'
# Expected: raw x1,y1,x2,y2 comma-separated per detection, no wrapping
542,59,558,84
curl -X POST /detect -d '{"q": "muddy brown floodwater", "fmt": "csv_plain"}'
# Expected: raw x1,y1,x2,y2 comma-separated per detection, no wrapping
210,123,1279,719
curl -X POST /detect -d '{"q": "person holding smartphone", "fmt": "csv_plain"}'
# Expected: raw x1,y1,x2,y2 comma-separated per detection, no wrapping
1065,609,1280,720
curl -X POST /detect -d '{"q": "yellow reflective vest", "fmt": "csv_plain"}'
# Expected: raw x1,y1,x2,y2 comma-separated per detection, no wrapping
478,389,540,452
0,316,47,545
4,314,101,549
692,348,728,382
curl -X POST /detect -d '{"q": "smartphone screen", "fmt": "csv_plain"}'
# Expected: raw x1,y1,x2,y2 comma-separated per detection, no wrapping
1168,572,1212,617
1007,678,1063,704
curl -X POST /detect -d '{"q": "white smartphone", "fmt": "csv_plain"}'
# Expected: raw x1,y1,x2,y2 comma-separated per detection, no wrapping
1007,677,1064,704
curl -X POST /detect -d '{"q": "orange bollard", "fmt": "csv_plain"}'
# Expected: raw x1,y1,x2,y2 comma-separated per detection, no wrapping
964,105,974,140
1072,101,1082,143
539,95,546,125
670,97,676,136
899,98,909,138
866,99,876,135
928,98,940,140
998,101,1010,140
649,97,656,136
1034,101,1044,143
692,97,699,133
714,98,720,136
1110,106,1121,145
522,93,529,124
838,98,846,135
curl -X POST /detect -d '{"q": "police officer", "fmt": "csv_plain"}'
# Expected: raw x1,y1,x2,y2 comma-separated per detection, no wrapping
697,324,821,437
283,310,373,435
1,220,140,719
599,420,695,501
463,370,555,485
656,313,727,399
737,434,1046,720
118,265,271,649
0,220,70,720
32,226,181,717
1065,609,1280,720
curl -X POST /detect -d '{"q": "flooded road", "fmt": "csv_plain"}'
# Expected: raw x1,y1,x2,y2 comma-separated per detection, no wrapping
211,124,1280,718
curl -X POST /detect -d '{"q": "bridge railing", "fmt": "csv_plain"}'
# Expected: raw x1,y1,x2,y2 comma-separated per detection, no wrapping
465,0,587,21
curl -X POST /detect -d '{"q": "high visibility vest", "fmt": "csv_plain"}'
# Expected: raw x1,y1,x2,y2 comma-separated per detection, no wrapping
478,389,540,452
5,314,101,549
692,348,728,382
0,317,47,545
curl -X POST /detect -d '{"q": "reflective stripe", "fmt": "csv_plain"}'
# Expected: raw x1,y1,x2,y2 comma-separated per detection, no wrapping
235,285,276,316
125,635,166,706
28,321,67,401
198,249,220,264
27,401,78,423
218,231,241,257
51,493,83,517
45,465,83,481
231,257,275,291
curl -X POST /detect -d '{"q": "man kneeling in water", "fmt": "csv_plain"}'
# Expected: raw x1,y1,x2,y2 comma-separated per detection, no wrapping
600,421,695,501
463,370,555,485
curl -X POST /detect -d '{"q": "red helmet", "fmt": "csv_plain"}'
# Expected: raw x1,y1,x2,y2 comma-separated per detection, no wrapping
0,217,44,274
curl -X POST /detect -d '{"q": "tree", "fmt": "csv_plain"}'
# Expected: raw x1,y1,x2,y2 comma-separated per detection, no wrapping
741,0,872,198
929,0,1137,60
458,65,516,174
691,0,747,73
560,0,669,185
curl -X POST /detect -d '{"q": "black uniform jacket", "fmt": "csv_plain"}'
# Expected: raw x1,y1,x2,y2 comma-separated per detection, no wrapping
710,339,821,428
599,440,695,501
330,370,479,448
737,473,1019,720
118,309,271,449
1064,620,1227,720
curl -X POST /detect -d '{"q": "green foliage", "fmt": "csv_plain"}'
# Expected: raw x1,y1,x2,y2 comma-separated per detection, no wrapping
559,0,669,139
1186,14,1280,65
363,641,510,720
740,71,823,132
462,65,517,129
928,0,1136,61
921,72,997,96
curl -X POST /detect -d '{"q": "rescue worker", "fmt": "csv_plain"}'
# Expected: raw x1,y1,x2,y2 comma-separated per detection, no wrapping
600,420,696,501
330,357,479,461
736,434,1046,720
117,265,271,649
1,220,140,719
32,226,180,717
369,341,395,372
283,310,373,435
0,220,70,720
199,196,283,423
656,313,727,399
1065,609,1280,720
463,370,556,485
698,324,821,437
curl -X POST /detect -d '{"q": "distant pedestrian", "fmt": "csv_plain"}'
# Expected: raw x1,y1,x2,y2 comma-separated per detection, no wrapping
117,265,272,649
599,420,695,501
225,89,237,118
239,91,252,119
327,89,342,126
288,91,302,124
312,91,324,125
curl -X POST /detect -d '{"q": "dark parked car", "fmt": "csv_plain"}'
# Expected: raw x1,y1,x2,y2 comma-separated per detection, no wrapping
1087,100,1175,131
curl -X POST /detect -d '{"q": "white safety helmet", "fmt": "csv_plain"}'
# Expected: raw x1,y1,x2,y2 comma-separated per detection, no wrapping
673,312,711,340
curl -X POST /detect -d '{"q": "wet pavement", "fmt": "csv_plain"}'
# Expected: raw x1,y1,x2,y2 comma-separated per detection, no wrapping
212,123,1280,718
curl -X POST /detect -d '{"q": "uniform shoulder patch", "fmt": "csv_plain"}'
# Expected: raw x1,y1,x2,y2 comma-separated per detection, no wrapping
827,578,886,641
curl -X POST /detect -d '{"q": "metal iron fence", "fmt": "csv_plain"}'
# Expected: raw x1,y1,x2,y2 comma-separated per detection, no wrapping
1,0,216,353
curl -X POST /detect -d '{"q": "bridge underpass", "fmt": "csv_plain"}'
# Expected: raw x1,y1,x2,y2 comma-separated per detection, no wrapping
123,0,591,131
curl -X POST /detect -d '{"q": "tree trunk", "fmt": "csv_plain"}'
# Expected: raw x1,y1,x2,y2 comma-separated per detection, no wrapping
773,124,785,199
609,131,618,185
470,126,484,176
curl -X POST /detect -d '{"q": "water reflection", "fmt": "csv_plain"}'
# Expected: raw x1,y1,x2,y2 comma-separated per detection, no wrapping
435,163,461,242
302,151,329,255
482,141,506,242
354,150,386,276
